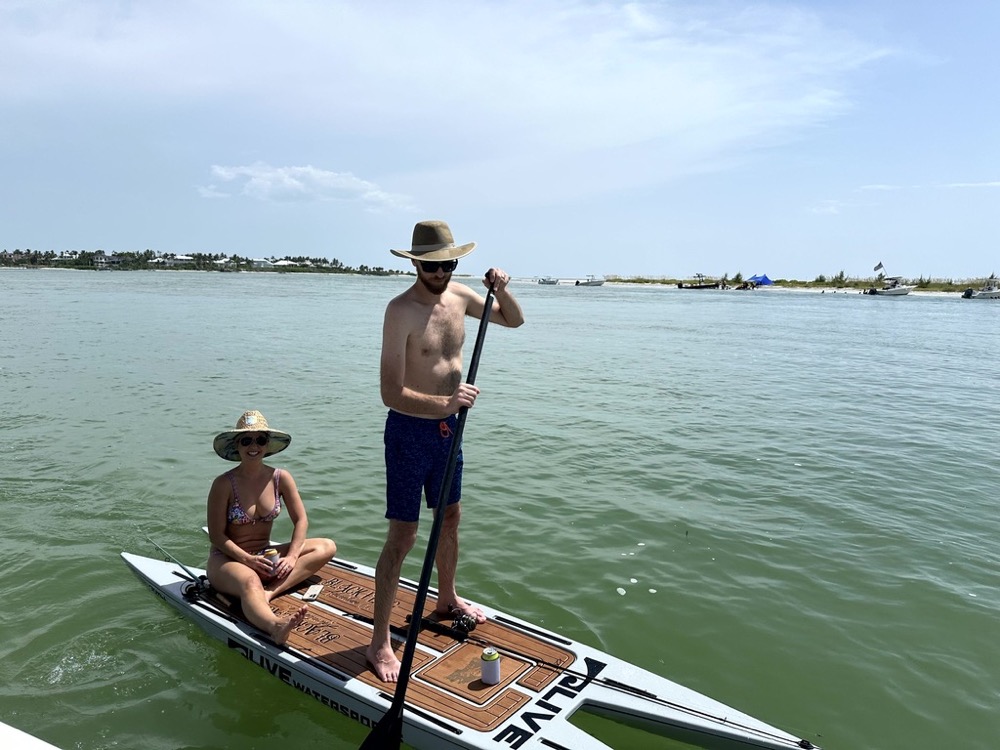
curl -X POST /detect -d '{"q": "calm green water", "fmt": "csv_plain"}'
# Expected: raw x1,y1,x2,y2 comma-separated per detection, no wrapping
1,269,998,750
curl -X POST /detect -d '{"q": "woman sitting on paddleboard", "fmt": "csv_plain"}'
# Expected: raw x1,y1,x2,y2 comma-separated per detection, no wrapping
206,410,337,644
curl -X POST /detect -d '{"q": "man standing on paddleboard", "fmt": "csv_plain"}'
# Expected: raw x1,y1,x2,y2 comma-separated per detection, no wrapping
366,220,524,682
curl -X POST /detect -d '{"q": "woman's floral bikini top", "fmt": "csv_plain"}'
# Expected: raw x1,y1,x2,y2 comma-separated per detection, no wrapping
226,469,282,525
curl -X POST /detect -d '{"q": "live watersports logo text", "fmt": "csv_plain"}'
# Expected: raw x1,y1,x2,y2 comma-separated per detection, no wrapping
491,656,608,748
227,638,376,728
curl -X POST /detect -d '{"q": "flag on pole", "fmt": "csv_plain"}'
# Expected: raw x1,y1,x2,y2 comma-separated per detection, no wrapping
873,261,884,272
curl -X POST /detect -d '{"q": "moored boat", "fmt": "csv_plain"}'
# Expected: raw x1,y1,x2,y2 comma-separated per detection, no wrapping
537,276,559,285
864,277,914,296
961,275,1000,299
677,273,722,290
121,549,819,750
574,275,605,286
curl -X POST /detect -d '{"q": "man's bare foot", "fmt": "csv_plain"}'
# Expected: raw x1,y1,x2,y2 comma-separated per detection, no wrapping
434,599,487,624
271,605,307,645
366,643,401,683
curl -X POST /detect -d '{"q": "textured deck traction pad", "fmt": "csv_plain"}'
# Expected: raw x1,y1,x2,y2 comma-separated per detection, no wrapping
210,561,575,732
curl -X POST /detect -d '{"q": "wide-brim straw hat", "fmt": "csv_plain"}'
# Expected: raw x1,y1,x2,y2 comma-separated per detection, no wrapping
213,410,291,462
390,220,476,261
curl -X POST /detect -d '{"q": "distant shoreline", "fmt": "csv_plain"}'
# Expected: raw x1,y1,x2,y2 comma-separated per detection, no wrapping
2,266,990,296
531,275,988,295
602,280,963,297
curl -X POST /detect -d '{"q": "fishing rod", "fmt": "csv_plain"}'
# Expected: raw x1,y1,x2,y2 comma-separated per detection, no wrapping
143,534,210,596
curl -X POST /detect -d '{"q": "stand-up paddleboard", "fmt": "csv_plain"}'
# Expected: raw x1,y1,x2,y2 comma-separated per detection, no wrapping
121,551,819,750
0,720,64,749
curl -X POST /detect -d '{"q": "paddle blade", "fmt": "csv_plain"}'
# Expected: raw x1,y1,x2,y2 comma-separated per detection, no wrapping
359,711,402,750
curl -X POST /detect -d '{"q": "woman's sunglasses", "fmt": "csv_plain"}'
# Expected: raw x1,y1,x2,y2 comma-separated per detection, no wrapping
419,259,458,273
238,434,270,447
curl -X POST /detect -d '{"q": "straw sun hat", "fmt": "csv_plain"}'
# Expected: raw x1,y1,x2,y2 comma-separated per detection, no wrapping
213,410,291,462
390,220,477,261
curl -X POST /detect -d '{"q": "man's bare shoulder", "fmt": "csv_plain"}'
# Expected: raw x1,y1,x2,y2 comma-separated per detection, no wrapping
448,281,480,301
441,281,485,313
384,286,425,316
388,283,476,311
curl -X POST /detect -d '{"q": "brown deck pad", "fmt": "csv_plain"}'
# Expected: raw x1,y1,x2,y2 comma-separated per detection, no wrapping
267,596,532,732
205,561,579,732
309,562,575,692
418,641,532,705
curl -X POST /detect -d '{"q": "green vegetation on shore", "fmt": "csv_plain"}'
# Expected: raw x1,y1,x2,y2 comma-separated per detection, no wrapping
0,248,403,276
4,250,991,292
612,269,983,293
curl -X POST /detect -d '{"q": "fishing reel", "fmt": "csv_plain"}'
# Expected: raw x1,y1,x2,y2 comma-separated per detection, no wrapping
453,613,478,633
410,611,477,637
181,575,211,601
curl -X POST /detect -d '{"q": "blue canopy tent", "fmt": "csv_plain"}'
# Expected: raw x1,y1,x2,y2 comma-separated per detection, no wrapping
747,274,774,285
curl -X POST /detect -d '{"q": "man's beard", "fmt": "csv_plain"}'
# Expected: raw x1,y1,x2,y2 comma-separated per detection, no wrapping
418,274,450,296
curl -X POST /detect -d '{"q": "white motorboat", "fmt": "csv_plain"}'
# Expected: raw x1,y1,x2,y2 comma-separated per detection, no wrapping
537,276,559,285
865,277,914,296
961,275,1000,299
574,275,605,286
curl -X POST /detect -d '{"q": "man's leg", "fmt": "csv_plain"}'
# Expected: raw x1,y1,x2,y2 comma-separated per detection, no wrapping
366,520,417,682
434,502,486,623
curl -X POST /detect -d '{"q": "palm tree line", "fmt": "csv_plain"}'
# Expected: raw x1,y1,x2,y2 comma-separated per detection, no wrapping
0,248,400,275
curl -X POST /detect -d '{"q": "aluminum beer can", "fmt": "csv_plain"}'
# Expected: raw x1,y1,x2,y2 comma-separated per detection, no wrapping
480,647,501,685
262,548,280,570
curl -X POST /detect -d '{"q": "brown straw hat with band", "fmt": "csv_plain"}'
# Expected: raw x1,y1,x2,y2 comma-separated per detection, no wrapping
390,220,476,261
213,410,291,462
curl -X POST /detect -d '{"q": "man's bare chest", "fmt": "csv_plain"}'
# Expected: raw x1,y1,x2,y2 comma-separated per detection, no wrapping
410,306,466,360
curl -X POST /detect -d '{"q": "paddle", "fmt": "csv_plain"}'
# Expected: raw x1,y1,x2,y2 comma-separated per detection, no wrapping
360,278,497,750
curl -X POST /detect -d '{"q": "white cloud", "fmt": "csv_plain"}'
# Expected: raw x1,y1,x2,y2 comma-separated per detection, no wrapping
0,0,888,200
942,181,1000,189
197,185,230,199
205,163,415,211
859,181,1000,191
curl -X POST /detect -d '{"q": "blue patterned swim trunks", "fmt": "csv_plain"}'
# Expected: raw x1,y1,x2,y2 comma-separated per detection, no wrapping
384,410,463,523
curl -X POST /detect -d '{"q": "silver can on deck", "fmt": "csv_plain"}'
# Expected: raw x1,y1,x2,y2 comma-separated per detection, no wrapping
480,646,501,685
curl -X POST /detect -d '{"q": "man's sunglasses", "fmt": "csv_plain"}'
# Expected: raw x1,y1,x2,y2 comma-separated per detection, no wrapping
419,259,458,273
238,434,270,447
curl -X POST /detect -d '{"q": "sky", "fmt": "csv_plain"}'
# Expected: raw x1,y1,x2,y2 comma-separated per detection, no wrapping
1,0,998,281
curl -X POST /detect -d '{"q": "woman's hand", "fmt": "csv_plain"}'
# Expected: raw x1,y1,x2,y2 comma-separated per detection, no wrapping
272,553,298,580
245,553,277,580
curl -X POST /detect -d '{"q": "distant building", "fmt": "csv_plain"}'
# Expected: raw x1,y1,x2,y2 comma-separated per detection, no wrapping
94,252,124,268
148,255,195,268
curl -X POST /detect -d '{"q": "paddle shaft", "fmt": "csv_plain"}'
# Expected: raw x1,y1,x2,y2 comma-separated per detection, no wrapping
361,283,496,750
